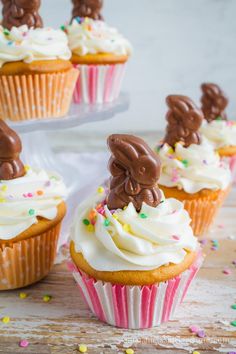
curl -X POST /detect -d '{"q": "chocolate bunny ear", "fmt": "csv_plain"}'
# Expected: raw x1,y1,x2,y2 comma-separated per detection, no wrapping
164,95,203,148
71,0,103,21
201,83,228,122
0,120,25,180
2,0,43,30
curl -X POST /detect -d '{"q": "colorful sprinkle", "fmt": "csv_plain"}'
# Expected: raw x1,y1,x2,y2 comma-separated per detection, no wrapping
37,190,44,196
19,292,28,299
199,239,207,245
228,352,236,354
87,224,94,233
89,209,97,220
113,214,119,220
1,185,7,192
19,340,29,348
43,295,52,303
217,224,224,229
197,329,205,338
83,219,90,226
140,213,147,219
104,219,110,227
24,165,30,172
60,25,66,31
3,29,10,35
0,198,6,203
223,268,232,275
216,116,222,121
193,351,200,354
123,224,131,232
189,325,199,333
182,159,189,167
202,159,207,165
28,209,35,216
97,186,104,194
231,304,236,310
125,349,134,354
2,316,10,324
172,235,180,241
78,344,87,353
230,320,236,327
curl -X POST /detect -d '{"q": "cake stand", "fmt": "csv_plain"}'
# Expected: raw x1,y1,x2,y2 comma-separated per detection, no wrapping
7,92,130,246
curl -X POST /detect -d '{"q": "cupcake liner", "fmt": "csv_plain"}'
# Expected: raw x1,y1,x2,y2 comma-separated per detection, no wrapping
0,222,62,290
0,68,79,121
68,251,203,329
221,155,236,184
73,63,126,104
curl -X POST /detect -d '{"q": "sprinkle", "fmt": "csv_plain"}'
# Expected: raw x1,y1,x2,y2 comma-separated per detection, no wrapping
168,147,174,154
140,213,147,219
197,329,205,338
7,41,13,46
230,320,236,327
75,16,82,23
0,198,6,203
1,185,7,192
231,304,236,310
228,352,236,354
19,292,28,299
216,116,222,121
97,186,104,194
223,268,232,275
43,295,52,303
189,325,199,333
125,349,134,354
160,200,164,203
89,209,96,220
3,29,10,35
104,219,110,227
78,344,87,353
2,316,10,324
182,159,189,167
123,206,127,210
113,214,119,220
28,209,35,216
37,190,44,196
172,235,180,241
19,340,29,348
83,219,90,226
156,145,161,153
87,224,94,233
45,180,51,187
211,246,218,251
232,260,236,265
202,159,207,165
193,352,200,354
60,25,66,31
199,239,207,245
123,224,131,232
27,193,33,198
217,224,224,229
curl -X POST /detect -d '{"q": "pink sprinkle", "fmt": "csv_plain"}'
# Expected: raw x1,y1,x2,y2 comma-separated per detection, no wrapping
189,325,199,333
45,181,51,187
19,340,29,348
217,224,225,229
223,268,232,275
211,246,218,251
97,208,105,216
172,210,177,214
197,329,206,338
172,235,180,240
91,219,96,225
27,193,33,198
200,239,207,245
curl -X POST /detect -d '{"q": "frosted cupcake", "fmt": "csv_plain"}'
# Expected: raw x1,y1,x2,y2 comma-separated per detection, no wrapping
0,1,79,121
156,95,231,236
69,134,202,329
0,121,67,290
65,0,132,103
200,83,236,181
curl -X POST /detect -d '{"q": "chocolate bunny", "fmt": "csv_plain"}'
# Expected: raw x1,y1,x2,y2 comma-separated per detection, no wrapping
2,0,43,30
107,134,162,212
201,83,228,122
164,95,203,148
71,0,103,21
0,120,25,180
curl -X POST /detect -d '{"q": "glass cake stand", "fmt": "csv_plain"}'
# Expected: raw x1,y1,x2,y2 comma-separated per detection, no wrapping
7,92,130,247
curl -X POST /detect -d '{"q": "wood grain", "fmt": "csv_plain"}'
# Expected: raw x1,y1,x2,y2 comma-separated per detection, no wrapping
0,188,236,354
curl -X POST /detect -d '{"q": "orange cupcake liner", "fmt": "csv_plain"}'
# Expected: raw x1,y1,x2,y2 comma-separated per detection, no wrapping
0,222,62,290
0,68,79,121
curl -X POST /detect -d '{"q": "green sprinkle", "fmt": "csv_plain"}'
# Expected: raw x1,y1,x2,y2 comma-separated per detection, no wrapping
3,29,10,36
28,209,35,216
140,213,148,219
83,219,90,226
60,25,66,31
230,320,236,327
156,145,161,153
104,219,110,227
231,304,236,310
182,159,189,167
216,116,222,121
160,200,164,203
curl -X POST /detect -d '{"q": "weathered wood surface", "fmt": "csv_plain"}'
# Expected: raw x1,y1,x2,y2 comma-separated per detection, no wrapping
0,188,235,354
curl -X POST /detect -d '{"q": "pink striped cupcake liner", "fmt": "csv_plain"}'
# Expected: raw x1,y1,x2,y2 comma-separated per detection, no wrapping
73,63,126,104
68,251,203,329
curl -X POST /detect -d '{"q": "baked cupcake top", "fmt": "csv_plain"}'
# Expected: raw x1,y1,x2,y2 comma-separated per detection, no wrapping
71,134,197,272
0,25,71,68
157,95,231,193
200,83,236,149
0,120,67,240
65,18,132,57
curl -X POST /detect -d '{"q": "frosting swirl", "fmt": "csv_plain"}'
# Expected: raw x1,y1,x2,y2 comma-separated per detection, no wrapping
71,189,197,271
157,139,231,193
0,166,67,240
0,25,71,67
66,18,132,56
200,119,236,149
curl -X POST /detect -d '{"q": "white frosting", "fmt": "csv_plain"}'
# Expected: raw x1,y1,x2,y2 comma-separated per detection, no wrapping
71,190,197,271
0,167,67,240
200,119,236,149
0,25,71,67
157,139,231,193
66,18,132,56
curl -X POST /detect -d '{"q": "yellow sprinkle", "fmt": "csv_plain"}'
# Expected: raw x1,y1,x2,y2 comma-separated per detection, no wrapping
24,165,30,172
1,185,7,192
193,352,200,354
87,224,94,233
43,295,52,302
123,206,127,210
125,349,134,354
123,224,131,232
2,316,10,324
78,344,87,353
113,214,119,220
168,147,174,154
0,198,6,203
19,292,28,299
97,186,104,194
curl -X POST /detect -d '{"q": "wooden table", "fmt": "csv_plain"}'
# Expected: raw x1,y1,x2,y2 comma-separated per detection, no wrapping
0,187,236,354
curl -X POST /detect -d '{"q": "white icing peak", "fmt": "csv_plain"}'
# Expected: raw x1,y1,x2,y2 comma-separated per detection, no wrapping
0,25,71,67
66,18,132,56
200,119,236,149
157,139,231,193
0,167,67,240
71,189,197,272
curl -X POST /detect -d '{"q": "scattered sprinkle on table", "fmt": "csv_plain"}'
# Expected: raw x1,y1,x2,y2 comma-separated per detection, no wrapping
228,352,236,354
2,316,10,324
197,329,205,338
97,186,104,194
223,268,232,275
140,213,147,219
19,292,28,299
78,344,87,353
125,349,134,354
217,224,224,229
193,351,200,354
189,325,199,333
19,340,29,348
231,304,236,310
43,295,52,302
230,320,236,327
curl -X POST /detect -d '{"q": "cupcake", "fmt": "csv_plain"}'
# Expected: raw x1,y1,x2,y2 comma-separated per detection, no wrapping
0,0,79,121
200,83,236,181
69,134,202,329
156,95,231,236
0,120,67,290
65,0,132,104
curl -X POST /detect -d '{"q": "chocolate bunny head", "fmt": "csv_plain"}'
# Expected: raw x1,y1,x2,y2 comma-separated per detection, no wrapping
107,134,162,212
2,0,43,30
164,95,203,148
0,120,25,180
71,0,103,21
201,83,228,122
